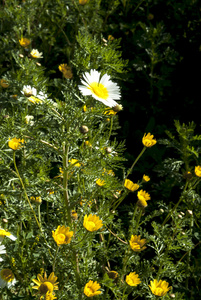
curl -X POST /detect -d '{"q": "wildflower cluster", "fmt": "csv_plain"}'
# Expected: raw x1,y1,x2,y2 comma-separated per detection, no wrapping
0,1,200,300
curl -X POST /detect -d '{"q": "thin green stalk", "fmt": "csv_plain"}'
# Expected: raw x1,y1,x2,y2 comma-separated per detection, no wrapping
52,245,60,272
121,248,131,282
63,143,72,225
134,208,142,234
128,204,138,235
38,205,42,228
13,151,41,231
125,146,146,179
108,116,113,140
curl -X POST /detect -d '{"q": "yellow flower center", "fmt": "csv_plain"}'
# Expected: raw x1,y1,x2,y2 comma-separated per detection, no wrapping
0,229,10,237
88,221,96,230
155,287,164,295
39,282,54,294
89,82,109,100
0,269,14,282
132,242,141,250
57,233,66,244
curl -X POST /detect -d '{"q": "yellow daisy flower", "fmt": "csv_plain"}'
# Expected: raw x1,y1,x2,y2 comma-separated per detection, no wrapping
142,174,150,182
142,133,157,147
8,137,24,150
149,279,172,296
195,166,201,177
79,0,88,5
32,272,59,296
69,159,81,167
129,235,147,252
52,225,74,246
126,272,141,286
96,178,106,186
83,214,103,232
124,179,139,192
137,189,151,208
84,280,101,297
19,37,31,47
0,79,9,88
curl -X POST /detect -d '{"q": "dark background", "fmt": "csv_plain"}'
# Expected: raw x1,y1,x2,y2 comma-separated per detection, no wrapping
103,0,201,171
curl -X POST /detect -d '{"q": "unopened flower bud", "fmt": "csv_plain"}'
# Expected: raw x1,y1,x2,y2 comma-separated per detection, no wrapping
112,104,123,112
19,54,24,58
160,208,164,213
170,294,175,298
105,147,112,153
2,218,8,223
183,171,192,180
187,210,193,215
79,125,89,134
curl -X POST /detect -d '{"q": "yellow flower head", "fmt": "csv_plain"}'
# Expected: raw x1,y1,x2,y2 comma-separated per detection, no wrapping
137,189,151,207
30,196,42,204
32,272,59,295
124,179,139,192
71,210,78,220
79,0,88,5
58,64,68,72
19,37,31,47
137,189,150,201
149,279,172,297
84,280,101,297
129,235,147,252
44,291,57,300
0,79,9,88
195,166,201,177
126,272,141,286
96,178,106,186
52,225,74,246
8,138,24,150
69,159,81,167
108,35,114,41
104,108,117,116
142,174,150,182
58,64,73,78
83,214,103,232
142,133,157,147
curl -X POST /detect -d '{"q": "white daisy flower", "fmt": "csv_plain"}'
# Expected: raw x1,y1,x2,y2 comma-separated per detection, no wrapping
0,228,17,242
30,49,43,59
78,69,121,108
25,115,34,126
21,85,47,104
0,243,6,262
0,269,16,288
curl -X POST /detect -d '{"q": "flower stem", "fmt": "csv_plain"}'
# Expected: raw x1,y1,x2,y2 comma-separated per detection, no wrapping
63,142,72,225
13,151,41,232
134,208,143,234
125,146,146,179
52,245,60,272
